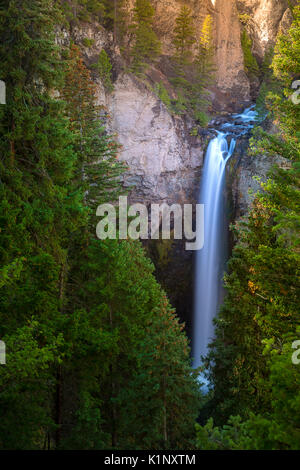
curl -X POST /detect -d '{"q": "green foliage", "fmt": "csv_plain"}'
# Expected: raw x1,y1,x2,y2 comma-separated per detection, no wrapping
172,5,195,67
171,12,214,122
92,49,114,92
239,14,251,26
62,44,124,211
241,29,259,75
261,338,300,449
272,5,300,85
256,82,270,117
82,37,95,47
0,258,25,289
0,0,78,447
154,82,172,110
88,0,129,45
197,341,300,450
194,111,209,127
0,0,200,450
63,238,200,449
61,0,106,24
151,238,174,267
171,6,195,101
60,0,128,38
130,0,161,74
192,15,215,120
0,320,65,449
172,92,188,115
255,48,279,118
196,416,255,450
190,127,198,137
202,7,300,450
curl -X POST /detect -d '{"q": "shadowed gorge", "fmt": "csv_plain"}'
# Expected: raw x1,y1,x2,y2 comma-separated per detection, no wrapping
0,0,299,452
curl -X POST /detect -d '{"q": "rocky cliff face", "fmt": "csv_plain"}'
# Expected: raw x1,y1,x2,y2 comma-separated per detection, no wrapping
213,0,250,106
69,22,204,209
107,73,203,206
67,0,293,324
73,0,292,215
148,0,293,109
236,0,295,59
150,0,251,106
76,0,294,111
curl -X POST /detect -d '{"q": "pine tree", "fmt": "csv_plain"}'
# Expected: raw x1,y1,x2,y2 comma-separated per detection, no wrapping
0,1,125,450
192,14,215,123
171,6,195,114
63,238,200,449
0,0,80,448
92,49,114,92
0,0,200,451
195,15,215,81
54,44,125,448
62,44,125,213
61,0,106,24
172,6,196,67
112,0,130,46
125,295,200,449
130,0,161,73
201,7,300,447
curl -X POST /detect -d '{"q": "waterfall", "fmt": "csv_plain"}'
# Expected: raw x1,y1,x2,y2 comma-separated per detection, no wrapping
192,106,258,383
192,133,235,372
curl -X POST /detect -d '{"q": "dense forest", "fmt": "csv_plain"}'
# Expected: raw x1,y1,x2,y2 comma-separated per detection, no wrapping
0,0,299,451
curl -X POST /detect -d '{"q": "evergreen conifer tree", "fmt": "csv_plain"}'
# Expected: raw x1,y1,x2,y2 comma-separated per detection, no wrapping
64,238,200,449
130,0,161,73
171,6,195,114
198,7,300,450
192,14,215,123
172,6,196,67
0,0,80,448
62,44,124,212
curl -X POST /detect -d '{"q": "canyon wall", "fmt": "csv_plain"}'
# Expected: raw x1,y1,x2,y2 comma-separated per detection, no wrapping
68,0,294,324
73,0,293,216
236,0,295,58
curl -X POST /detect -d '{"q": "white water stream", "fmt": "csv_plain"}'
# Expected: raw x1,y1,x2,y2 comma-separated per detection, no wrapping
192,106,258,383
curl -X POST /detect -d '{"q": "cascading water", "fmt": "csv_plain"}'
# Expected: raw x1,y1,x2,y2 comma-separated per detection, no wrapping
192,106,259,382
192,134,236,371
